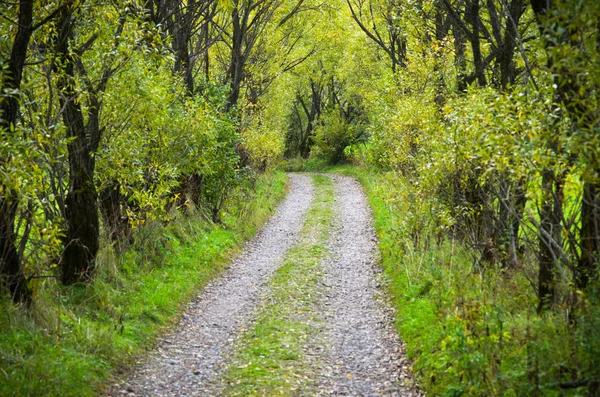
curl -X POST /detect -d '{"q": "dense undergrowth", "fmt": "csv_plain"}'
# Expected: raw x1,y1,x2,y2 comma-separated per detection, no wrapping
0,172,287,397
300,163,600,396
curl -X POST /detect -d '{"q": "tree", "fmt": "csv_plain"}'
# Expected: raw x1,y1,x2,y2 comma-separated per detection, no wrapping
530,0,600,298
0,0,35,302
1,0,74,301
346,0,408,73
288,75,326,157
144,0,219,95
225,0,280,109
52,2,141,283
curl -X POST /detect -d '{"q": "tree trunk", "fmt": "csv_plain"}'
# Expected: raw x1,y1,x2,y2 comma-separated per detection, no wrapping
578,181,600,290
0,0,34,302
453,19,468,92
187,174,203,208
510,179,527,268
99,181,132,250
55,6,100,285
531,0,600,292
496,178,515,268
537,170,556,312
171,2,194,95
227,4,245,110
537,169,564,312
0,199,29,302
499,0,523,88
467,0,487,86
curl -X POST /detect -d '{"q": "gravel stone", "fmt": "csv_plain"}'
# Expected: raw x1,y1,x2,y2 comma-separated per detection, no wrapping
111,174,314,396
317,174,421,396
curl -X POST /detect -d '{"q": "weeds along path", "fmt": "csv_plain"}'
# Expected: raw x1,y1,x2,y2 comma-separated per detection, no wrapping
114,174,314,396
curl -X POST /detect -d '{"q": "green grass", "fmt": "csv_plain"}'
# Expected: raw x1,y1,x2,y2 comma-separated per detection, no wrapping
0,171,288,397
220,174,334,396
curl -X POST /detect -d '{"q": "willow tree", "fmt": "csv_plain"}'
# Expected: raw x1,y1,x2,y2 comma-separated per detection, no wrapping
0,0,75,301
52,2,148,283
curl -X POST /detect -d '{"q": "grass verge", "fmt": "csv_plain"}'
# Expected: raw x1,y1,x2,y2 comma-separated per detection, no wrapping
0,171,287,397
220,174,334,396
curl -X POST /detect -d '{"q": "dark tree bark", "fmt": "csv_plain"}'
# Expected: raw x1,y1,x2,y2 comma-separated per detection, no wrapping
0,0,35,302
495,176,527,270
225,0,288,110
99,182,132,250
453,16,468,92
484,0,525,88
442,0,487,88
1,0,74,299
444,0,527,89
172,4,195,95
54,6,100,285
145,0,217,96
537,169,564,312
466,0,487,86
227,3,248,109
500,0,524,88
297,79,324,157
510,179,528,267
578,181,600,290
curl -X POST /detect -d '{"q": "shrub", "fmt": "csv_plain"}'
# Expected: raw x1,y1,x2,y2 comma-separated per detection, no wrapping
312,109,363,164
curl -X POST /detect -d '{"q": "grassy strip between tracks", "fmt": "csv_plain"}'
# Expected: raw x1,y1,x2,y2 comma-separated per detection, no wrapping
220,174,334,396
0,172,287,397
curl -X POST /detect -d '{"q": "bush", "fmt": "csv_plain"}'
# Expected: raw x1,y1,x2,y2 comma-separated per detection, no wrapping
312,109,363,164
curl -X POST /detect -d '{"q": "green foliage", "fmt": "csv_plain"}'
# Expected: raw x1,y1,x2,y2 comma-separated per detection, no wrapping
311,109,364,164
241,126,285,171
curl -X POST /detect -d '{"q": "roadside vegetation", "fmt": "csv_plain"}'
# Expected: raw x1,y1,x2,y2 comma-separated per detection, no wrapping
332,165,600,396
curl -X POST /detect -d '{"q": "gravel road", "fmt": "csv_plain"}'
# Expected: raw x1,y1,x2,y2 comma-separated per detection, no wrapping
113,174,314,396
112,173,419,396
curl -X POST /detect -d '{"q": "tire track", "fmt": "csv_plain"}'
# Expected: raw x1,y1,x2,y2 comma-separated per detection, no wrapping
317,174,419,396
